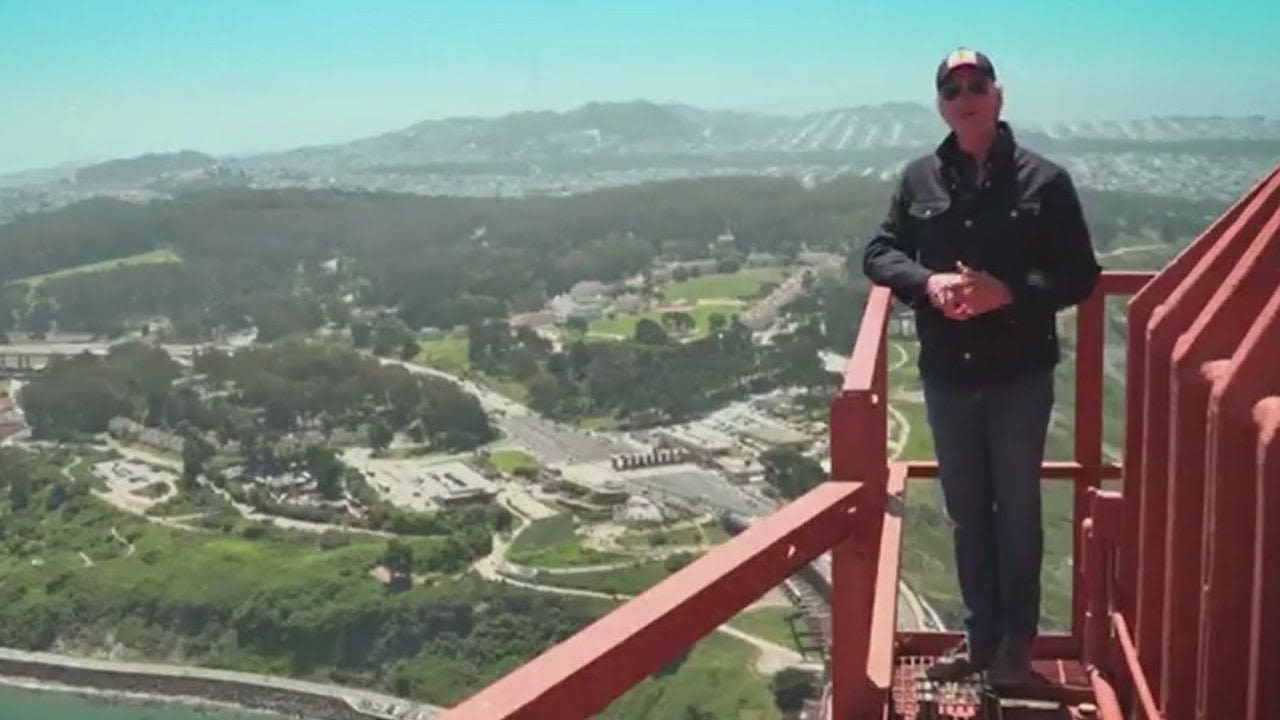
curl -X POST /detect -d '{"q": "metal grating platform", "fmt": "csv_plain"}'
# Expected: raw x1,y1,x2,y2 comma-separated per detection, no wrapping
891,657,1098,720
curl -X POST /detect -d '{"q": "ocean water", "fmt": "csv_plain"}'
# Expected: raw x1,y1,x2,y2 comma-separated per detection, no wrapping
0,684,289,720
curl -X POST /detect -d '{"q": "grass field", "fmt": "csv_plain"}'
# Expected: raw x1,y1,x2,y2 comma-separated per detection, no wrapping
588,302,743,339
11,248,181,286
661,267,788,302
487,449,538,475
413,334,469,374
616,521,730,549
600,632,782,720
506,514,628,568
729,606,808,655
534,557,679,596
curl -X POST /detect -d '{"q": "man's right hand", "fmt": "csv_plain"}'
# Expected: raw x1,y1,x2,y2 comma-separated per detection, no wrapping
925,273,971,320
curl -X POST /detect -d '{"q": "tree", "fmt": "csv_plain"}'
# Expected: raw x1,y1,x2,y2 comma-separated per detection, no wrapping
565,316,588,334
380,539,413,593
633,318,668,345
181,431,214,489
771,667,819,712
367,418,393,453
305,445,344,501
760,448,824,500
350,320,372,348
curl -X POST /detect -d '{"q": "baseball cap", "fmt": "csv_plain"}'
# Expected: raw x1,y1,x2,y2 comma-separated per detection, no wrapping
936,48,997,88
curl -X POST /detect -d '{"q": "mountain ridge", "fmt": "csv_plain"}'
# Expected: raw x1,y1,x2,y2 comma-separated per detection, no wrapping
4,100,1278,209
231,99,1280,174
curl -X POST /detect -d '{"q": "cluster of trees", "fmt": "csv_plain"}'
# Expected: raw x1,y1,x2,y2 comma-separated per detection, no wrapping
188,340,496,450
0,171,1223,343
19,342,182,438
19,339,495,456
467,311,834,425
760,448,826,500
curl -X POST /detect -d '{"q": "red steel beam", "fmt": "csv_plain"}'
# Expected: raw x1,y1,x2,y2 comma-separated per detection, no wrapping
1072,291,1106,641
1111,613,1162,720
436,481,867,720
1248,396,1280,720
1118,167,1276,660
1129,166,1280,704
831,285,892,718
902,460,1122,480
1161,176,1280,720
1196,221,1280,720
1089,666,1127,720
894,631,1077,659
1097,271,1156,295
859,463,907,716
1082,489,1122,668
841,286,892,395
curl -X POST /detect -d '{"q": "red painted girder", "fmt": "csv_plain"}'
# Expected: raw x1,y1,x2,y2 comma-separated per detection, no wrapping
841,286,892,393
902,460,1122,480
1132,167,1280,705
1249,396,1280,720
1196,216,1280,720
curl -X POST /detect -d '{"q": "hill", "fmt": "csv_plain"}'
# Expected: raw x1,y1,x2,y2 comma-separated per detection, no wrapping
2,102,1276,226
236,100,1280,171
74,151,218,186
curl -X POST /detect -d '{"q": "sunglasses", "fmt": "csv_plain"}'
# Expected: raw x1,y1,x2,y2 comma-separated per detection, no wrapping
939,78,991,101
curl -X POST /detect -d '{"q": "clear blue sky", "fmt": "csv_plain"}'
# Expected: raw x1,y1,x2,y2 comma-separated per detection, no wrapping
1,0,1275,173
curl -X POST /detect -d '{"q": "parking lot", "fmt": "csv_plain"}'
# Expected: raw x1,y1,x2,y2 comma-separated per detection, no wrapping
623,464,769,516
498,415,637,465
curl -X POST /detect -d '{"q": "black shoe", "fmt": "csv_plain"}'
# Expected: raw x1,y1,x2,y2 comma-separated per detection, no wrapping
925,639,997,682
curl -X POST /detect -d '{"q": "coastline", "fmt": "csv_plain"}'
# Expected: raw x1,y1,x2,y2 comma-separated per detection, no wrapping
0,648,441,720
0,676,284,718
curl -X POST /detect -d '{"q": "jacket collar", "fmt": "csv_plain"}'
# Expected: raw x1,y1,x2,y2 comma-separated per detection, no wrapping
934,120,1017,182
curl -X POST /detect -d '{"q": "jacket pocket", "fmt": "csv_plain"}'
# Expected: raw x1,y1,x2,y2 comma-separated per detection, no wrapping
907,198,952,220
906,198,954,268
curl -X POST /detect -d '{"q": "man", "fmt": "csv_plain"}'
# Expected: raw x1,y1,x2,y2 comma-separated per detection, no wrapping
862,49,1101,685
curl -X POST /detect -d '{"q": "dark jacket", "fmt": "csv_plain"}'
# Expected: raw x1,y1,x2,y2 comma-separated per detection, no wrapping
862,122,1101,386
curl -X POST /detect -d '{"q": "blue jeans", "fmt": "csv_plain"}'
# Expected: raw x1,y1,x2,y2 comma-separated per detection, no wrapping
922,368,1054,650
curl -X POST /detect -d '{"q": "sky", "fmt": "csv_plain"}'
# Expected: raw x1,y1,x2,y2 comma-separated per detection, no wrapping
1,0,1276,173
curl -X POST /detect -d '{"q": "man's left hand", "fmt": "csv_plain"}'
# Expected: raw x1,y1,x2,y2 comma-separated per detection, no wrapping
956,262,1012,316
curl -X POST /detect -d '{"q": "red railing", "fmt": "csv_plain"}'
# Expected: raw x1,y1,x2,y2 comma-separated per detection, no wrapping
437,163,1278,719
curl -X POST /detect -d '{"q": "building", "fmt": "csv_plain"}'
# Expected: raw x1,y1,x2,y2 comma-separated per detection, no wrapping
418,462,499,507
554,462,631,509
713,455,762,483
656,424,736,457
737,421,810,450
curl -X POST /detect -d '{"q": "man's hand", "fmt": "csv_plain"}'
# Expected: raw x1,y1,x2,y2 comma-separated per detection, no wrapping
925,273,971,320
956,262,1012,316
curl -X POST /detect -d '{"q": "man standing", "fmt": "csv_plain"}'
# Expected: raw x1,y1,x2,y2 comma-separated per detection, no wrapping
862,49,1101,685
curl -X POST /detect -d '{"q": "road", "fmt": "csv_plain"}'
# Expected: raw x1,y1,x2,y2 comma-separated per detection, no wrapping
379,356,642,465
